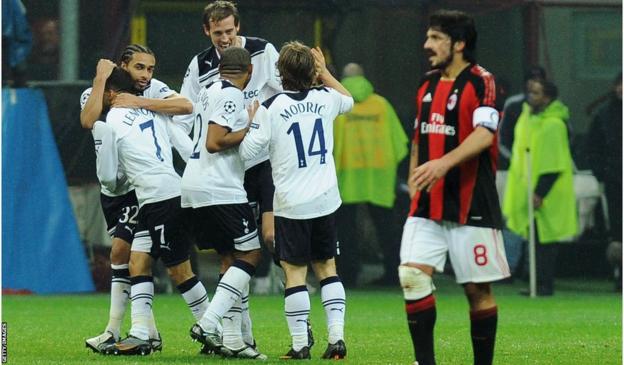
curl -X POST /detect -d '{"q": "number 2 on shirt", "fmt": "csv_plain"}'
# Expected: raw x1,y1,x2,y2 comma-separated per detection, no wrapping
287,118,327,168
139,119,164,162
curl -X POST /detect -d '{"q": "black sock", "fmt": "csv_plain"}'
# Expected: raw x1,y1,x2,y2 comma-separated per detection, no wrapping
470,306,498,365
405,295,436,365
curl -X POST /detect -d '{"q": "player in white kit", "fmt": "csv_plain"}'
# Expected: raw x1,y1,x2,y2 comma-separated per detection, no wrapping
185,47,266,360
95,68,210,356
82,44,195,353
175,1,283,351
240,42,354,360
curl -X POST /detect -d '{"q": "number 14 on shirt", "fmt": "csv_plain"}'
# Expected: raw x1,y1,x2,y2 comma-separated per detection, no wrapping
287,118,327,168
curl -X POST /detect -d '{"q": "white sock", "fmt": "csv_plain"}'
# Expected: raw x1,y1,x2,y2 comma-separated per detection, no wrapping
177,276,210,320
128,276,157,340
199,261,253,332
285,285,310,351
320,276,346,344
106,264,130,340
222,296,245,349
241,283,254,345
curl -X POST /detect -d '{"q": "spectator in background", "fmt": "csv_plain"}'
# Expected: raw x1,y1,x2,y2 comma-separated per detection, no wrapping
498,65,546,169
334,63,409,287
503,78,578,296
2,0,32,87
585,72,622,291
29,18,60,80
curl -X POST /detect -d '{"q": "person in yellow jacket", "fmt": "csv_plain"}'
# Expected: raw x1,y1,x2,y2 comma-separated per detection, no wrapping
503,78,578,296
334,63,409,286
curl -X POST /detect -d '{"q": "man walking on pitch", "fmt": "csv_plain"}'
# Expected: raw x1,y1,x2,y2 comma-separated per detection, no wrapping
399,10,510,365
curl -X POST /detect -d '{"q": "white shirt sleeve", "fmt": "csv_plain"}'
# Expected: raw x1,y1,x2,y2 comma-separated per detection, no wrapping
166,117,194,162
146,78,176,99
92,121,119,192
264,43,283,92
80,87,93,111
208,87,245,131
173,56,200,134
240,105,271,162
331,88,354,114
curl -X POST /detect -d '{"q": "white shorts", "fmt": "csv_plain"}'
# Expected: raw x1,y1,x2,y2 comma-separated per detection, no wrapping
400,217,510,284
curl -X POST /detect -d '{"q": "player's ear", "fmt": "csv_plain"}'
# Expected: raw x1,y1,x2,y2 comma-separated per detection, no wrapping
453,40,466,54
202,24,211,38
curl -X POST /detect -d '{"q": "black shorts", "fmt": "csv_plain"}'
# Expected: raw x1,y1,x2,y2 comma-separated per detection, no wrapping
185,203,261,255
100,190,139,244
244,160,275,219
275,212,338,265
132,196,191,268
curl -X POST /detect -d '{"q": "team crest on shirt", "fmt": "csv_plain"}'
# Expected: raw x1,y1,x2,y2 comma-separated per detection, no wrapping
224,100,236,114
447,93,458,110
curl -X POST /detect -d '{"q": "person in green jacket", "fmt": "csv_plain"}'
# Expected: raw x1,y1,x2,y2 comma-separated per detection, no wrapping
503,78,578,296
334,63,409,286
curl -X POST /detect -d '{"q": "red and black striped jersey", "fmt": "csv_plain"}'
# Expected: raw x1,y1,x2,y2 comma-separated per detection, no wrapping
410,64,502,229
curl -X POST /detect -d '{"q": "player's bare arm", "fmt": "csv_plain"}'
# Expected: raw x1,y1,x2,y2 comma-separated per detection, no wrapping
80,59,116,129
407,141,419,198
311,47,351,97
411,126,494,192
205,123,249,153
112,92,193,115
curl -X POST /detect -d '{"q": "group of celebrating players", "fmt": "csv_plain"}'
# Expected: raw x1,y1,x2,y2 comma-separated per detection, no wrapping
82,1,509,364
82,0,350,360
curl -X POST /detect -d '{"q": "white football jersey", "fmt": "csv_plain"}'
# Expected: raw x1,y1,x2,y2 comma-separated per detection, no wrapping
240,87,354,219
175,36,282,169
102,107,181,208
81,78,176,197
181,80,249,208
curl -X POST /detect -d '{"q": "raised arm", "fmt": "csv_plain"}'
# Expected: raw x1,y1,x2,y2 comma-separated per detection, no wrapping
80,59,116,129
311,47,351,97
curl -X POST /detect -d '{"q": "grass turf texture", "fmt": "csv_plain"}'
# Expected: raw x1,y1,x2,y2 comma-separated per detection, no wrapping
3,276,621,364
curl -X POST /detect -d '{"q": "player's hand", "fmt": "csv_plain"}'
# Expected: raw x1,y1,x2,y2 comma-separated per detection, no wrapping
112,93,144,108
410,159,450,192
311,47,327,78
95,59,116,79
247,100,259,125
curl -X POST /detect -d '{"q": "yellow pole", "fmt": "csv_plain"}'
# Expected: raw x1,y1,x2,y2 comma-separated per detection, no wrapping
131,14,147,45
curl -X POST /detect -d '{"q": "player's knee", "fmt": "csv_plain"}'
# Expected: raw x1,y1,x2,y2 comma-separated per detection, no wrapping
262,231,275,247
110,239,131,265
166,260,194,285
398,265,435,300
129,252,152,276
235,249,262,267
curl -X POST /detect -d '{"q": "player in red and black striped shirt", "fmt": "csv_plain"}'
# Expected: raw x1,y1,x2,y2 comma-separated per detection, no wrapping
398,10,510,365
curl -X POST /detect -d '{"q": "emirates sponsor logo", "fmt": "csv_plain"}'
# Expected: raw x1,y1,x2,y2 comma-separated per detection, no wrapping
420,112,455,135
420,121,456,136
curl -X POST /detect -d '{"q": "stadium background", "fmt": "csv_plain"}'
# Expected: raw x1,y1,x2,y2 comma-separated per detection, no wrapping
2,0,622,294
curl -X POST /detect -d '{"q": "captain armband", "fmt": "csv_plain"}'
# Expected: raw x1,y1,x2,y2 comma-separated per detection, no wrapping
472,106,499,132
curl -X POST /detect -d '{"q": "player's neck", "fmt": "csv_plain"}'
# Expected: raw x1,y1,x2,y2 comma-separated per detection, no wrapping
221,75,246,90
441,59,470,80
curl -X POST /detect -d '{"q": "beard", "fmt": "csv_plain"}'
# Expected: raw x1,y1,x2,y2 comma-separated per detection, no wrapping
430,52,453,71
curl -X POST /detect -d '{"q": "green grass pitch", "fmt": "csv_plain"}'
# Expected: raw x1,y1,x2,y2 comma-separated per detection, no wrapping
2,276,621,364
